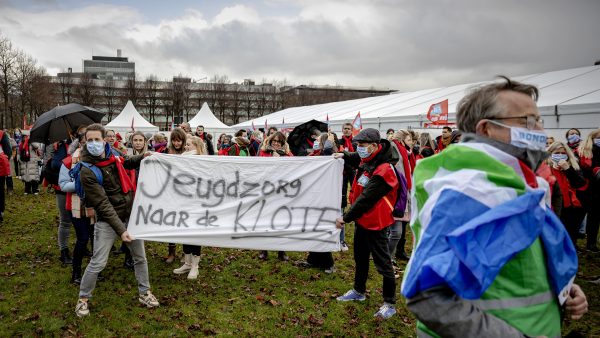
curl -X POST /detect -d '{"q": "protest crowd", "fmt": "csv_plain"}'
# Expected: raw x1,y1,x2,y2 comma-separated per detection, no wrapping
1,77,598,337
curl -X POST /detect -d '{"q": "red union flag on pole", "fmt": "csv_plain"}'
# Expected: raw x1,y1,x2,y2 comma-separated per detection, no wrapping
426,99,449,125
351,112,362,136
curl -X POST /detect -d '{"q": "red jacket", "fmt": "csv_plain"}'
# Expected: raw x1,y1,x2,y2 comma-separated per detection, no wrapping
349,162,399,231
0,131,10,177
550,167,586,209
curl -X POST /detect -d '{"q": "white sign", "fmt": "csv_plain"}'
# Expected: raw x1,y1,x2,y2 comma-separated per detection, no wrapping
127,154,343,252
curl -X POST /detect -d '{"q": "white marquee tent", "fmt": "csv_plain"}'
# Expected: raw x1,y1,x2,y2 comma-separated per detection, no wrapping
105,100,159,134
234,65,600,139
187,102,234,135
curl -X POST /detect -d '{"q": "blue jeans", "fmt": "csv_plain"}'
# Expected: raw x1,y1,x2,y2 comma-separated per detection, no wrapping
79,221,151,298
72,216,92,275
387,220,403,257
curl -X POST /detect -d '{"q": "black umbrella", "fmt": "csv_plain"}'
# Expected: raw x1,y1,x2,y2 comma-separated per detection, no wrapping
287,119,328,156
29,103,105,144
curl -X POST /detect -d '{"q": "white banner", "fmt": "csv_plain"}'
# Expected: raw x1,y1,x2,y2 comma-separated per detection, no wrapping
127,154,343,252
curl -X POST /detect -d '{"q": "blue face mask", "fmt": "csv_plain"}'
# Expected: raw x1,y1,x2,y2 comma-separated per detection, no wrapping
567,134,580,144
357,146,371,158
551,153,568,163
313,140,320,150
594,138,600,147
489,120,547,151
86,141,105,157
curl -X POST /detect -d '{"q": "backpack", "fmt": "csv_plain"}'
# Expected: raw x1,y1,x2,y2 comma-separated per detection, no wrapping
70,162,103,199
43,143,68,185
383,164,409,218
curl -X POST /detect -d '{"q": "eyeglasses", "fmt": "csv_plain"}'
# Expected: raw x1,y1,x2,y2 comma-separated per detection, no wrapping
489,115,543,130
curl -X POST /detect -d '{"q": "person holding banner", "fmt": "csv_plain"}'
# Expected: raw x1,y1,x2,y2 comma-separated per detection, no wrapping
402,77,587,337
334,128,399,319
74,124,159,317
258,132,292,261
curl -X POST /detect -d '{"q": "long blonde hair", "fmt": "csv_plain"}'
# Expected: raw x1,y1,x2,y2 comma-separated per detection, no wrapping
578,128,600,159
187,136,207,155
547,141,580,171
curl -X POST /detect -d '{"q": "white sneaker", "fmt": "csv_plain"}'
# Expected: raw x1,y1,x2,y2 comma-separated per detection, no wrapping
75,298,89,317
341,242,349,252
173,254,192,274
139,291,159,308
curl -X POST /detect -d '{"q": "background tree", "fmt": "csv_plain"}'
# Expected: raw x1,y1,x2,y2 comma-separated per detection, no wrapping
142,75,161,124
0,35,17,129
102,78,119,122
75,73,96,106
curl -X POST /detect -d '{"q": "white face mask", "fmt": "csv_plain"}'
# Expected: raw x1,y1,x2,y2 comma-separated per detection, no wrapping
489,120,547,151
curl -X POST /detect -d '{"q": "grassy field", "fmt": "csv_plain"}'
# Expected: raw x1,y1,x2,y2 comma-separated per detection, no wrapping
0,180,598,337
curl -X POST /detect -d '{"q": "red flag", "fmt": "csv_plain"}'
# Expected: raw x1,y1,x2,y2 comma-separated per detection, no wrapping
264,119,268,131
426,99,449,125
252,121,256,131
351,112,362,136
326,114,330,130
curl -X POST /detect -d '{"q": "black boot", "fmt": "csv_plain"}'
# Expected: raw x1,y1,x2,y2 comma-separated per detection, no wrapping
124,253,134,270
395,239,410,261
71,269,82,285
60,248,73,265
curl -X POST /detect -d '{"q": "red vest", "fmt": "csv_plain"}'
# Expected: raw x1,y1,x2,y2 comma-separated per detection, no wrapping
349,162,398,230
0,131,10,177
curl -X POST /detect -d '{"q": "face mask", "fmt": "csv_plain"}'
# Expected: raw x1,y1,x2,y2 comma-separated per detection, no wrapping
567,134,580,144
86,141,104,157
489,120,547,151
313,141,320,150
357,146,371,158
551,153,568,163
594,138,600,147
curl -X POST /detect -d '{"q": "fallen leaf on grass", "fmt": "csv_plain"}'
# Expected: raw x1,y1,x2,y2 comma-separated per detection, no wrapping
307,314,324,326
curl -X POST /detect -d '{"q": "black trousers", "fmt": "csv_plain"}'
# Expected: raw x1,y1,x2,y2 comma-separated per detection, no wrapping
560,207,586,247
0,176,5,213
183,245,201,256
586,208,600,249
353,224,396,304
306,252,334,269
24,181,39,194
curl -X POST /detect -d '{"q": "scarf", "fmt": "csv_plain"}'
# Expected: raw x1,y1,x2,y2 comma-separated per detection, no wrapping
342,136,354,152
305,138,314,148
95,155,136,194
19,136,30,158
392,140,412,190
152,142,167,152
551,167,581,208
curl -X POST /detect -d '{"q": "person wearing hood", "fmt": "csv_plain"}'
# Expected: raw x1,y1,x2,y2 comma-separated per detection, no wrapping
75,123,159,317
403,77,587,337
227,130,251,156
334,128,400,320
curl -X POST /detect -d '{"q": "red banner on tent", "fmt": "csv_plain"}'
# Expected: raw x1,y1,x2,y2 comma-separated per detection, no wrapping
426,99,449,125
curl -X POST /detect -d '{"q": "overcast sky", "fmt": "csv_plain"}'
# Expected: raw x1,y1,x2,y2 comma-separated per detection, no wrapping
1,0,599,91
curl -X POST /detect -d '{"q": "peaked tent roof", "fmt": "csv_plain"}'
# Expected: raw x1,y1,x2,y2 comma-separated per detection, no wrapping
106,100,159,133
233,65,600,133
188,102,232,130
